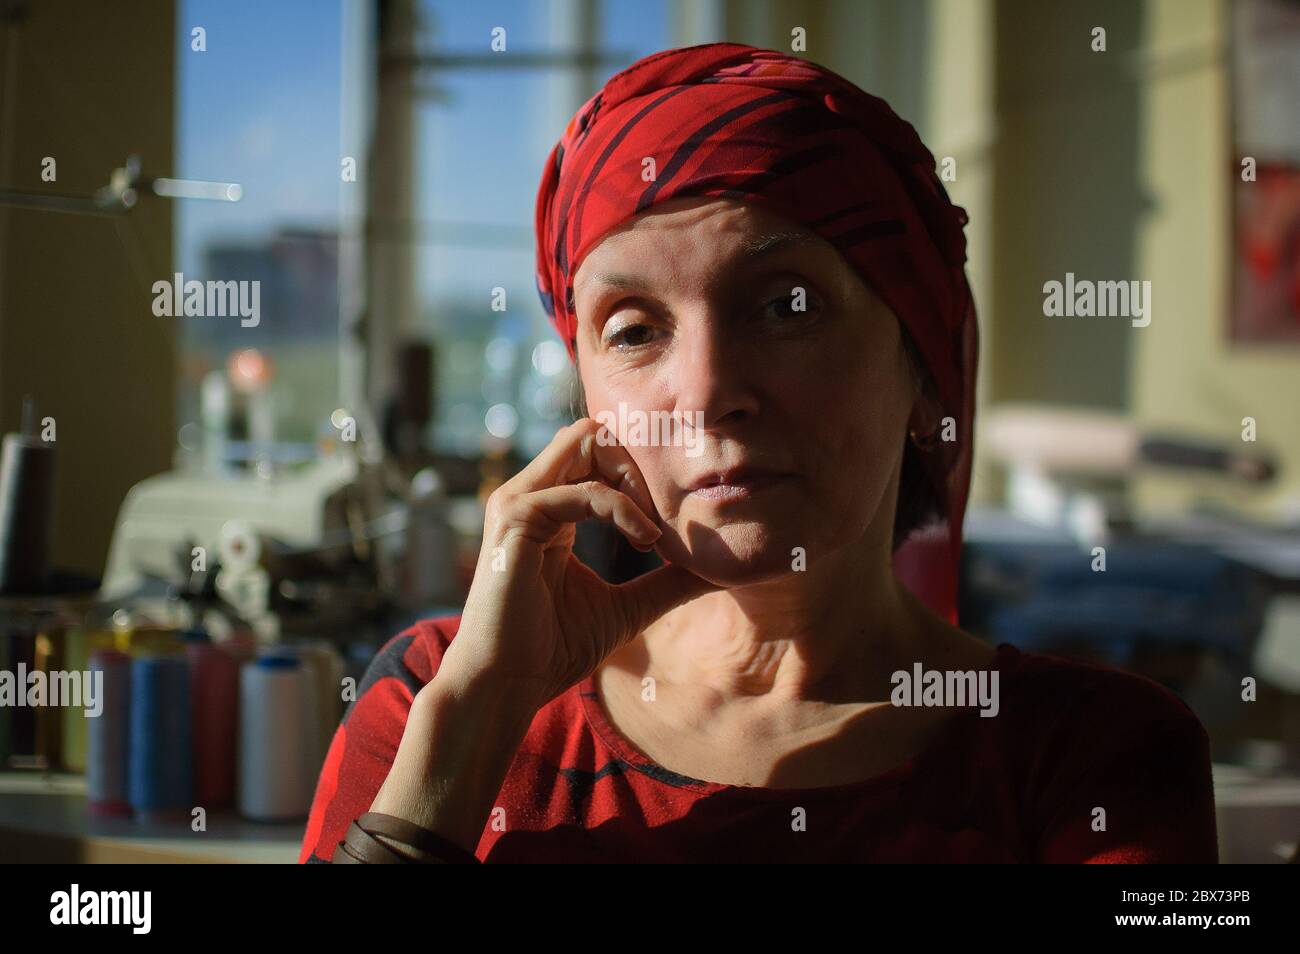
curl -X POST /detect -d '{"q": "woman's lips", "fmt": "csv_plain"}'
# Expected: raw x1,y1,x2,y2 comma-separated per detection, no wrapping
686,468,795,500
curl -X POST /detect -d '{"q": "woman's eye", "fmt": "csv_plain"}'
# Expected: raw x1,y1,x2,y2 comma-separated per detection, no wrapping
606,323,658,349
761,289,818,320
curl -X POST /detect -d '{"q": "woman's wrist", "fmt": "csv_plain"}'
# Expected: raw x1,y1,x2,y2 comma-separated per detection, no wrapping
367,669,542,853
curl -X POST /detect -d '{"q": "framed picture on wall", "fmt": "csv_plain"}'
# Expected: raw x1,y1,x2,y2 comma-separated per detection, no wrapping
1231,0,1300,344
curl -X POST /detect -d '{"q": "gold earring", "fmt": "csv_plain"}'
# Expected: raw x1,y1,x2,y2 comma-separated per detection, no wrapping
910,427,940,449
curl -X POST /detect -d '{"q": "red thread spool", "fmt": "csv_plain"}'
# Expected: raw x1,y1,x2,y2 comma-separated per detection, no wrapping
186,635,240,809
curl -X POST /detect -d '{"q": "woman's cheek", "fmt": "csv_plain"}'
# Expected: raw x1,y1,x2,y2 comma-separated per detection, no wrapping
627,445,674,522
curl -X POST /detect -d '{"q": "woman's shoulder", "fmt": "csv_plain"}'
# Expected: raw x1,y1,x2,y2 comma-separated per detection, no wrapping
984,643,1218,861
992,641,1210,757
1001,643,1200,717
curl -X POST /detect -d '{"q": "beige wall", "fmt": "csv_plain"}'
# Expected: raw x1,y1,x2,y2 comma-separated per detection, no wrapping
0,0,176,578
924,0,996,505
988,0,1145,415
1132,0,1300,519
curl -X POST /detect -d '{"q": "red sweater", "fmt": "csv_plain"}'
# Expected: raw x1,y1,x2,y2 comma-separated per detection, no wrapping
301,615,1219,863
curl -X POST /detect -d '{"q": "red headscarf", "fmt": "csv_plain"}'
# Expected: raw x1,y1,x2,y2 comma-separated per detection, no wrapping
534,42,978,626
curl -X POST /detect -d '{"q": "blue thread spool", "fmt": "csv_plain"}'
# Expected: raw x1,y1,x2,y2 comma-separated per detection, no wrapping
127,654,193,823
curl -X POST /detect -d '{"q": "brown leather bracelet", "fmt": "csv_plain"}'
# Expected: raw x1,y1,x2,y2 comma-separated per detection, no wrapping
356,812,480,864
332,830,375,864
331,813,479,864
333,819,418,863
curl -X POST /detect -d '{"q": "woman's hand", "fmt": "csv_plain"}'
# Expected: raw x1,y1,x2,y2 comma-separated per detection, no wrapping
438,417,721,709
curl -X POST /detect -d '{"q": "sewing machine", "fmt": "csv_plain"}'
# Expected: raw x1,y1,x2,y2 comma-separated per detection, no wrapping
99,451,371,637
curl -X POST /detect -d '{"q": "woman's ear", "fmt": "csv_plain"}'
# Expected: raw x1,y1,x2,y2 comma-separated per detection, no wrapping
896,321,941,445
906,384,944,447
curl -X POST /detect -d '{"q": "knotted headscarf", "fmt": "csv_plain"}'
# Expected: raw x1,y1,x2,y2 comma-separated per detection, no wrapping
534,42,979,626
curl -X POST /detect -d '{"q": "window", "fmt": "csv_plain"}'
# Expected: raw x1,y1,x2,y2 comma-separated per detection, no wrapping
414,0,669,457
175,0,352,451
173,0,669,461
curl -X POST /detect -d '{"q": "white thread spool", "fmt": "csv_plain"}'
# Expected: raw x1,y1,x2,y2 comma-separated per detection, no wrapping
288,641,344,773
238,655,312,821
218,520,261,570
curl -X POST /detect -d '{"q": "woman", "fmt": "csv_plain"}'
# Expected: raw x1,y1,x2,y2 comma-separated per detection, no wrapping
301,43,1218,863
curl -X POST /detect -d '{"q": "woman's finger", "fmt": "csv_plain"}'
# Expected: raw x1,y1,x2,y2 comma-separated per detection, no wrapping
494,481,661,550
503,418,658,522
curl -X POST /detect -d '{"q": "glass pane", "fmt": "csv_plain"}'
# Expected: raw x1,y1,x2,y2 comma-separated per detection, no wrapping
175,0,345,448
416,0,668,457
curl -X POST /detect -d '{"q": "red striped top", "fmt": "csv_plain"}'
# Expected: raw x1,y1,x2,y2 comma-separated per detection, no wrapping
301,615,1218,863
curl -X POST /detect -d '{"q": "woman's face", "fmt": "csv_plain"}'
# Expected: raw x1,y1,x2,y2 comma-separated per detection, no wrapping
572,196,930,587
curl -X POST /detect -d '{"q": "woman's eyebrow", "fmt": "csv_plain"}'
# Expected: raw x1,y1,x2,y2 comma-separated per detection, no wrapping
576,231,824,297
739,230,825,258
576,272,645,294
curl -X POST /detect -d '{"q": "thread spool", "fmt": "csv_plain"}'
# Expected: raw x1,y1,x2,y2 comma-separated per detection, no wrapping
127,654,193,823
0,399,57,595
86,649,131,817
238,655,311,821
218,520,262,570
218,522,313,579
289,641,344,772
33,618,64,770
59,627,110,773
60,627,89,772
184,630,239,809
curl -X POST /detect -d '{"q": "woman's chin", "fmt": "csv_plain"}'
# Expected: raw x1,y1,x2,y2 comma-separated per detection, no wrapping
654,520,804,588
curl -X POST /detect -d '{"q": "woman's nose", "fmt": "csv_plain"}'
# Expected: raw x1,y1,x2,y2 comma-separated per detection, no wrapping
668,317,761,431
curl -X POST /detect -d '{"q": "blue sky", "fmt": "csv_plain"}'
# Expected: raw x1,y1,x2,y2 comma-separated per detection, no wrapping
176,0,669,300
175,0,345,270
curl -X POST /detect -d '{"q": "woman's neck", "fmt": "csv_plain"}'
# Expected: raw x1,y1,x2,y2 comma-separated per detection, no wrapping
632,540,946,710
